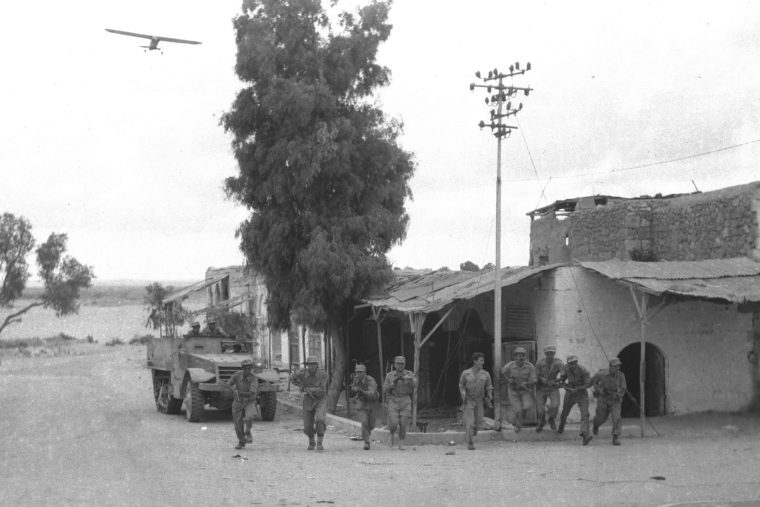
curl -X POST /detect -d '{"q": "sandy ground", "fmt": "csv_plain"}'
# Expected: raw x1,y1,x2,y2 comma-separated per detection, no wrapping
1,345,760,506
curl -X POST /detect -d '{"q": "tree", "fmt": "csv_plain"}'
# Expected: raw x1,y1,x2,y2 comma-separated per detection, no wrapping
460,260,480,272
0,213,94,336
222,0,414,411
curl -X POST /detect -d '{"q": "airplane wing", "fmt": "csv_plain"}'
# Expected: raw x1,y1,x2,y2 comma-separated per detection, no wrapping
105,28,201,45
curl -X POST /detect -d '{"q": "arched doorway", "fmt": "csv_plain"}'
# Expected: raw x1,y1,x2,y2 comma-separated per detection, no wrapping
617,342,666,417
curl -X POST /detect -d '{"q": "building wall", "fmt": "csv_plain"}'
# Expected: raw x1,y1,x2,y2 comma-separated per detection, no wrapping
529,181,760,264
547,267,754,414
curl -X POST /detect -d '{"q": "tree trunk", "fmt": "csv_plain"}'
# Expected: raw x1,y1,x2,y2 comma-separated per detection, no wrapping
325,321,346,414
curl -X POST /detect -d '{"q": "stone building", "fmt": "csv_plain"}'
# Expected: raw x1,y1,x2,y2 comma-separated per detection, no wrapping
203,265,327,369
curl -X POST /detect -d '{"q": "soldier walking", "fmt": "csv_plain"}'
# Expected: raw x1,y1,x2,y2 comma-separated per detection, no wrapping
459,352,493,450
382,356,417,450
350,364,379,450
290,356,329,450
592,357,627,446
557,355,593,445
226,358,258,450
501,346,537,432
535,345,564,432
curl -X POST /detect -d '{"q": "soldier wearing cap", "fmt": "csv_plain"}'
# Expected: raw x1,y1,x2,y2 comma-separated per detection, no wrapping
592,357,627,445
535,345,564,432
459,352,493,450
350,363,379,450
187,321,201,337
226,358,258,449
290,356,329,450
201,317,223,336
501,346,537,432
382,355,417,450
557,355,593,445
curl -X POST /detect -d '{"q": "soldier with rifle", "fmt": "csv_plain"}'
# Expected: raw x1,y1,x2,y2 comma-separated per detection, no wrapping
501,346,537,432
556,355,593,445
592,357,627,445
350,363,379,450
226,358,258,450
535,345,564,433
290,356,329,450
382,356,417,450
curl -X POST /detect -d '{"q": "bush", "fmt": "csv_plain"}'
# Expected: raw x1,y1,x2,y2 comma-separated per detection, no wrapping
0,337,44,349
86,335,94,343
105,338,124,347
129,334,153,345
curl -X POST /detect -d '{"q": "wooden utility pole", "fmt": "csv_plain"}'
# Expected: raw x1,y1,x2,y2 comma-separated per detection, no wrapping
470,63,532,427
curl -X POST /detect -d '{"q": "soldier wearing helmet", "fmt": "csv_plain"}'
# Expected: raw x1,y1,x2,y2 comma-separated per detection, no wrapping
290,356,329,450
382,355,417,450
557,355,593,445
592,357,627,445
226,358,257,449
501,346,537,432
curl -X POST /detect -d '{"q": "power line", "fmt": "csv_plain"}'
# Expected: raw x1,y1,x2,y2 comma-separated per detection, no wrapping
515,115,550,208
504,138,760,183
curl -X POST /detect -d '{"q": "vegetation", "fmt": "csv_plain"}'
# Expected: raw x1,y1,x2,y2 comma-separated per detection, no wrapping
143,282,188,330
105,338,125,347
222,0,415,411
0,213,94,337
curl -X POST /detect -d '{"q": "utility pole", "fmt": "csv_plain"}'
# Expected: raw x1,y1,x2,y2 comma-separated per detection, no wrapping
470,62,532,428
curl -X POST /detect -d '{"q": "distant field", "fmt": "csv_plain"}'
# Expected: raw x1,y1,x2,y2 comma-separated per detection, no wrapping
1,283,207,341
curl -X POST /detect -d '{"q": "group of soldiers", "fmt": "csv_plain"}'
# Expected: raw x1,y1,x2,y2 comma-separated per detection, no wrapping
186,318,224,337
230,346,627,451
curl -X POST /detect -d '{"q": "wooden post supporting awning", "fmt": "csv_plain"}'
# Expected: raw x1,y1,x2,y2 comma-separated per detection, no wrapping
409,306,455,428
370,307,386,387
628,286,668,438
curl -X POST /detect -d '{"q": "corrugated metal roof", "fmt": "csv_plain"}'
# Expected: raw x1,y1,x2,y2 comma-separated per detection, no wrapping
164,273,229,304
580,257,760,280
580,257,760,303
363,264,560,313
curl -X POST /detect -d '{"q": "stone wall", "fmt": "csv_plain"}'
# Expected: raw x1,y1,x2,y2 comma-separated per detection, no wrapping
528,181,760,263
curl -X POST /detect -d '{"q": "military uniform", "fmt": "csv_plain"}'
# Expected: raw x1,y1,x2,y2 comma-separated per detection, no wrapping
201,324,223,336
226,360,258,448
535,354,564,431
557,358,592,440
592,361,627,444
501,359,537,429
290,362,329,449
459,366,493,448
350,366,379,450
383,366,417,444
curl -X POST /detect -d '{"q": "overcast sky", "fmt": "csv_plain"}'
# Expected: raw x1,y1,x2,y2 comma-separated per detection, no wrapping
2,0,759,281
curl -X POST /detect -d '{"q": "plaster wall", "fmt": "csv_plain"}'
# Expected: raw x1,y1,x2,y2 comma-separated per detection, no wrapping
549,266,754,414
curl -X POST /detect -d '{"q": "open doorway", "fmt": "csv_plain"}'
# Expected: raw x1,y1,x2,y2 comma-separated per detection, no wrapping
617,342,666,417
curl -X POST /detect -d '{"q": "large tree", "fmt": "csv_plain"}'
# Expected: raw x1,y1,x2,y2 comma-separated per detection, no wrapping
0,213,94,336
222,0,414,410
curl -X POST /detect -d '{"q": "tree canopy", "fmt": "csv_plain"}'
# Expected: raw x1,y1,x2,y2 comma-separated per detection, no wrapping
0,213,94,336
222,0,414,409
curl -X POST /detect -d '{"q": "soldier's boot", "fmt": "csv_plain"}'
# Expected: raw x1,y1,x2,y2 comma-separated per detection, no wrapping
592,422,599,436
363,441,370,450
307,437,316,451
389,432,396,448
316,436,324,451
244,423,253,443
235,441,246,450
397,440,406,451
557,420,565,434
548,417,556,431
612,435,621,446
582,433,593,446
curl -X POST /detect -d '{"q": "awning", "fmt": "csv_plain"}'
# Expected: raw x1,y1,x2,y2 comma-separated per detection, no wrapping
580,257,760,303
163,273,229,304
363,264,561,314
187,292,255,317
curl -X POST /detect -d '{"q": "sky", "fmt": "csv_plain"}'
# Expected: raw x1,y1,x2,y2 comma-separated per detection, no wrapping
2,0,759,281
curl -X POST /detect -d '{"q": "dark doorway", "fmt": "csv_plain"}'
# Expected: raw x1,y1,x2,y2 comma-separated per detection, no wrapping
618,342,666,417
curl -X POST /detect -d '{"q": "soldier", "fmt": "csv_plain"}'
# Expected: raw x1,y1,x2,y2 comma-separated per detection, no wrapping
290,356,329,450
350,363,379,450
501,346,537,432
201,317,223,336
187,321,201,337
535,345,564,432
459,352,493,450
382,355,417,450
557,355,593,445
226,358,258,450
592,357,627,446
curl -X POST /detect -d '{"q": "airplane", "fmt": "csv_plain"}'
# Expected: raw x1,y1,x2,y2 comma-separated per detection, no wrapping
105,28,201,53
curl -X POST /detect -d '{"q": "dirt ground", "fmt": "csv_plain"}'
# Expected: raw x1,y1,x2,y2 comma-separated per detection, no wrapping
1,345,760,506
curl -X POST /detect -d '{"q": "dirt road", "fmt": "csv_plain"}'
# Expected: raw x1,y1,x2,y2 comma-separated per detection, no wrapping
1,345,759,506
